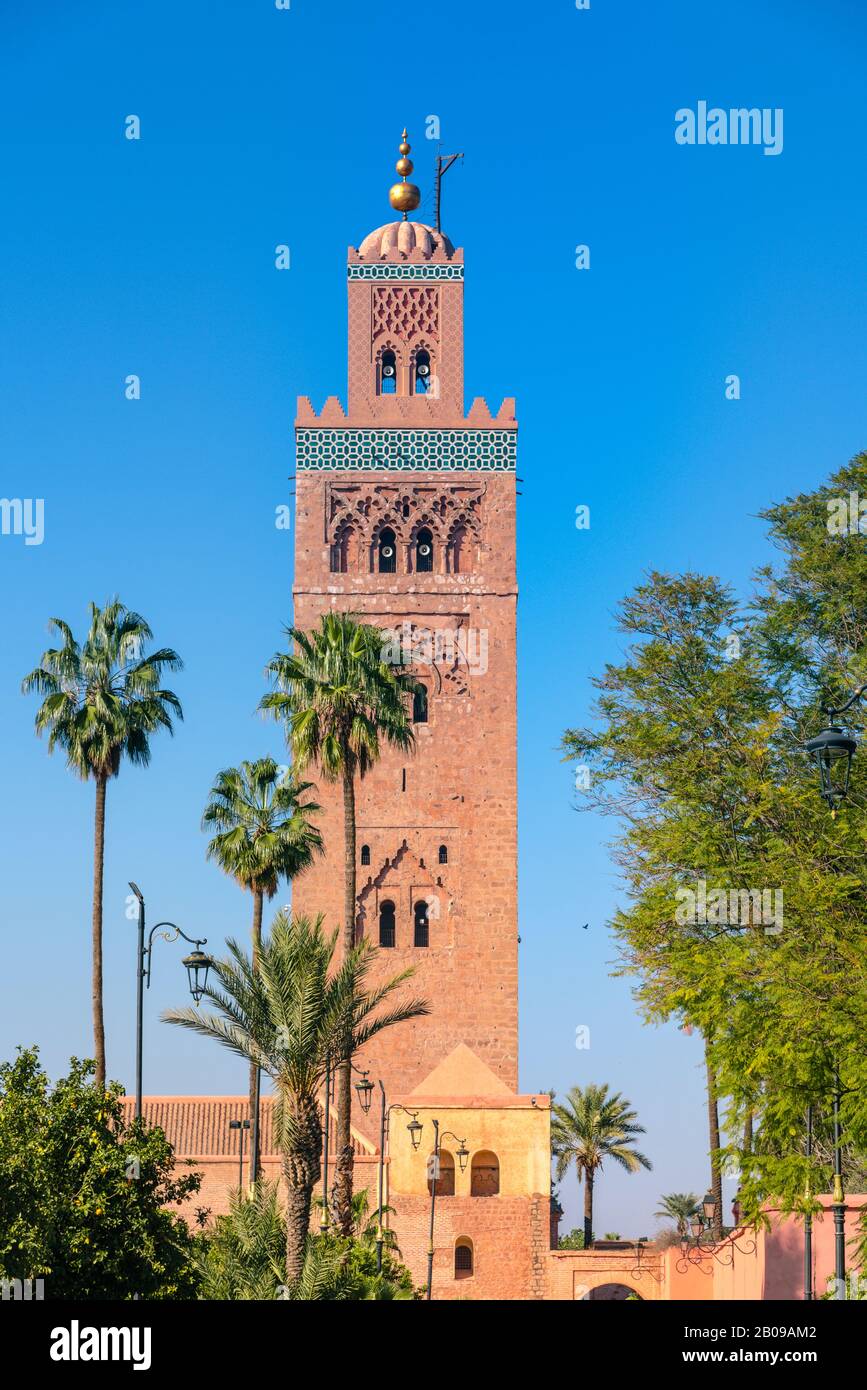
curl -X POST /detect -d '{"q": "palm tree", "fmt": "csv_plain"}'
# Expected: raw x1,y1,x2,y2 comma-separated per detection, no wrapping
654,1192,700,1237
551,1083,652,1249
163,910,428,1281
22,600,182,1088
261,612,418,1234
202,758,323,1181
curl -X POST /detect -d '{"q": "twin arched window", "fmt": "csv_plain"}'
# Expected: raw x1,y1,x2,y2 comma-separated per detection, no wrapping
376,898,431,949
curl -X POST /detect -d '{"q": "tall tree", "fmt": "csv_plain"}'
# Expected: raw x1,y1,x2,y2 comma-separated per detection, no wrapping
163,911,428,1280
551,1084,652,1249
202,757,323,1182
261,613,417,1234
22,601,182,1088
654,1192,701,1237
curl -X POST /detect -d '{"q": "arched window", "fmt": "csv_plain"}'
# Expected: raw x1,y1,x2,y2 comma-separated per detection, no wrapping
330,525,357,574
415,527,434,573
379,349,397,394
378,527,397,574
379,900,396,948
427,1149,455,1197
438,844,448,865
448,524,467,575
414,348,432,394
412,684,428,724
470,1150,500,1197
414,900,429,948
360,844,370,866
454,1239,474,1280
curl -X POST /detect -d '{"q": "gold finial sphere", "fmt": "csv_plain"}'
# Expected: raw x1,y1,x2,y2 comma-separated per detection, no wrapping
389,181,421,214
389,126,420,218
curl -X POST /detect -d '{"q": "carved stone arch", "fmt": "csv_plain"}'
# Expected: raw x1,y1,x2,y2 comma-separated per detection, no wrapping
330,517,360,574
446,512,481,575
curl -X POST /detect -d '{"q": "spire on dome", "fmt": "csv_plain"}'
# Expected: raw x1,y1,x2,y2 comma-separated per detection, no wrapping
388,128,421,220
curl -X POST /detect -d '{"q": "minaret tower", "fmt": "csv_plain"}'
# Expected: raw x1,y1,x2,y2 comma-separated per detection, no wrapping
292,133,519,1128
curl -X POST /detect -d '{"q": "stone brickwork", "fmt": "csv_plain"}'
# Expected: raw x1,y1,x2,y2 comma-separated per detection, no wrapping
292,218,520,1140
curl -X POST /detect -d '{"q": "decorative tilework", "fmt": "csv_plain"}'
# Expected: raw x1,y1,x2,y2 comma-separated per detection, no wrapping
348,264,464,282
296,428,516,472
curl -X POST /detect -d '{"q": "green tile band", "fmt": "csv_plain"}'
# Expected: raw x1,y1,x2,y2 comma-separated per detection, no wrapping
296,427,516,471
347,264,464,282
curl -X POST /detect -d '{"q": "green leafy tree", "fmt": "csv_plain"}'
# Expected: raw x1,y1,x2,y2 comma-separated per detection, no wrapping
261,612,418,1234
562,459,867,1222
163,911,428,1281
196,1181,416,1300
654,1192,701,1236
22,601,182,1087
552,1084,651,1249
203,757,322,1181
0,1047,200,1299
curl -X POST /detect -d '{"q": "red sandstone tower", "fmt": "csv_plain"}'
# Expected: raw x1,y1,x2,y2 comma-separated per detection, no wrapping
292,134,519,1130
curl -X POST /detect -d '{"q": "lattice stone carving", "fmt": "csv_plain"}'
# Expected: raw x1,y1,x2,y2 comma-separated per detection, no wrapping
372,286,439,344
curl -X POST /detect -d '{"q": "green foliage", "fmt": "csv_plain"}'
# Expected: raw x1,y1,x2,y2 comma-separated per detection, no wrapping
561,452,867,1219
0,1048,201,1300
196,1180,416,1300
552,1083,652,1186
558,1228,590,1250
261,611,419,783
22,599,182,782
163,911,428,1158
202,758,322,898
654,1192,701,1235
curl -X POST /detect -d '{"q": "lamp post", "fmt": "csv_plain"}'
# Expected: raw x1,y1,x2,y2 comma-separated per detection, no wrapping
426,1117,469,1301
804,699,862,1300
803,1103,814,1301
228,1118,251,1190
366,1076,421,1274
128,882,211,1122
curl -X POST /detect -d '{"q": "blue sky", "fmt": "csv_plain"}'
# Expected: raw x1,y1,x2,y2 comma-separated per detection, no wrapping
1,0,865,1238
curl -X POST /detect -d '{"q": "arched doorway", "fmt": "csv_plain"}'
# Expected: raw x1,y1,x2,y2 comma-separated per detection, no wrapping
587,1283,642,1301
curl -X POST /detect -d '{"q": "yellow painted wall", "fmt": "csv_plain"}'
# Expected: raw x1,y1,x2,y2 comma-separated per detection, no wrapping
387,1101,551,1198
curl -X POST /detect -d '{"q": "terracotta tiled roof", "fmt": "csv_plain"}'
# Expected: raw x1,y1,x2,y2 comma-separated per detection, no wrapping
118,1096,377,1158
118,1097,276,1156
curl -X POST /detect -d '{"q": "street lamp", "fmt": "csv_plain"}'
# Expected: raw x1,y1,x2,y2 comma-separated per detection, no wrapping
426,1117,469,1302
228,1119,251,1190
805,687,864,810
128,882,212,1122
373,1080,421,1273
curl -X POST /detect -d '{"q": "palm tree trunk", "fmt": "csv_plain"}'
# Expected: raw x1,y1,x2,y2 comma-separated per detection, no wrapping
92,775,108,1090
331,759,357,1235
281,1100,322,1284
583,1169,594,1249
705,1045,723,1237
248,886,264,1186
